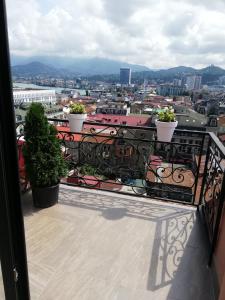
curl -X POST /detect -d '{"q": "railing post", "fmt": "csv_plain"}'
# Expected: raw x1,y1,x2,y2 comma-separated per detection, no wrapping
199,135,211,207
193,134,206,207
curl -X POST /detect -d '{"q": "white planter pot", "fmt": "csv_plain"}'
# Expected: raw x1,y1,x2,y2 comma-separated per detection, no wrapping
68,113,87,132
155,120,178,142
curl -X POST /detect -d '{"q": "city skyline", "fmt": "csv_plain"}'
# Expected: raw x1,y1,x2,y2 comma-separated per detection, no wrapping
6,0,225,69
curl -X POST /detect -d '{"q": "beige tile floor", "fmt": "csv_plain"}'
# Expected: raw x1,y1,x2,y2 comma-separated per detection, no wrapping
21,186,214,300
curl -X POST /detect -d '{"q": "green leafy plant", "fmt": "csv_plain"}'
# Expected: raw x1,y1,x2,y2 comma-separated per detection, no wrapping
80,164,98,176
69,103,86,114
23,103,68,187
79,164,106,179
157,107,176,122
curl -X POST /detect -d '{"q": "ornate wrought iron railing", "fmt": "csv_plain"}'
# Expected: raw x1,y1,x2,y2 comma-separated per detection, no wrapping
48,118,208,206
200,132,225,265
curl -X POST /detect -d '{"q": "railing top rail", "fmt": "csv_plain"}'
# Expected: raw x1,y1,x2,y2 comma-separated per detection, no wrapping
47,118,208,135
47,118,68,122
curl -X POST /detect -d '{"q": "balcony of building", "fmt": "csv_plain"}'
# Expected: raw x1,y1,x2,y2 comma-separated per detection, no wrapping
22,186,213,300
16,119,225,300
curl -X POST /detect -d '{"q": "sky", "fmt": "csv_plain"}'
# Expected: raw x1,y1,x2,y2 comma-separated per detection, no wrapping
5,0,225,69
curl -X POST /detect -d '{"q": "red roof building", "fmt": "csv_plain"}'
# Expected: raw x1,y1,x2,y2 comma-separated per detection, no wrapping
85,114,151,128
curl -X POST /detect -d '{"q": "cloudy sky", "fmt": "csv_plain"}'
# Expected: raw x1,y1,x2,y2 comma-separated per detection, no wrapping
6,0,225,68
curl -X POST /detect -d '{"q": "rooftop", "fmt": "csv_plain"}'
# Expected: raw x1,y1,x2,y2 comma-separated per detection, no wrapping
86,114,151,127
22,185,214,300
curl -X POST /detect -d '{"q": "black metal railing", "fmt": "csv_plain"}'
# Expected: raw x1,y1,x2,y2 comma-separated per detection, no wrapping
49,118,207,206
199,132,225,265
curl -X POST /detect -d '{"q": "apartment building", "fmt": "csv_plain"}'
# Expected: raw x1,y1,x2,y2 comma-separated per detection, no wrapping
13,89,56,105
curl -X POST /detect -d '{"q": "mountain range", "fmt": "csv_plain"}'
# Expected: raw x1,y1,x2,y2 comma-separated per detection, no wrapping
11,56,150,76
11,56,225,83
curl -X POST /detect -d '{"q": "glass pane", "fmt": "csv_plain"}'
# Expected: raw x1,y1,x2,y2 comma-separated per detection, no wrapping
0,261,5,300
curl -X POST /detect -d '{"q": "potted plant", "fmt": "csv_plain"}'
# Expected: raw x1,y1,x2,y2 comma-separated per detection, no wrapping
23,103,68,208
155,107,178,142
68,103,87,132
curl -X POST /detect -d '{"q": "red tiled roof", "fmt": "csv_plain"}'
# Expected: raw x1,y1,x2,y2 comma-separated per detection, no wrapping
85,114,151,127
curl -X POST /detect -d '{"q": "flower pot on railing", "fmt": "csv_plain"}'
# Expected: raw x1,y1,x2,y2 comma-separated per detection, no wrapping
155,120,178,142
68,113,87,132
68,103,87,132
155,107,177,142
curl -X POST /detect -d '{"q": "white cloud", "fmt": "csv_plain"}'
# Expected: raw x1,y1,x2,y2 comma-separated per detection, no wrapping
5,0,225,68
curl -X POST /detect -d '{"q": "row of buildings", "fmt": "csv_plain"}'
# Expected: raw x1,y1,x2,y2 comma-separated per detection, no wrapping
120,69,203,91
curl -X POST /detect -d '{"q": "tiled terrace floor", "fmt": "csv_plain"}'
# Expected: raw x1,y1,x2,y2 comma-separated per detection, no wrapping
22,185,215,300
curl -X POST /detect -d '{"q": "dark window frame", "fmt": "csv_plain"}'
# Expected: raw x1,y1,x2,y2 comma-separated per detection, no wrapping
0,0,30,299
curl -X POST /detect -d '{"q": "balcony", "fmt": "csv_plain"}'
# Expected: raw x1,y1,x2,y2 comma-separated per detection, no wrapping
22,186,213,300
17,119,225,299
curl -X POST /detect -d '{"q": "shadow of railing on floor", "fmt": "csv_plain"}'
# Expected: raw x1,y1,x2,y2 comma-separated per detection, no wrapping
58,187,192,223
147,211,213,300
